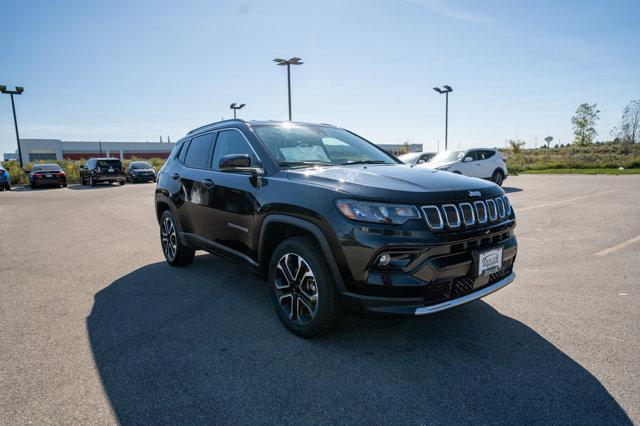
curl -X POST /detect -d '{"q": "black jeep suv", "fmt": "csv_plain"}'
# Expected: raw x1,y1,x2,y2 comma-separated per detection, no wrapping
80,158,126,186
155,120,517,337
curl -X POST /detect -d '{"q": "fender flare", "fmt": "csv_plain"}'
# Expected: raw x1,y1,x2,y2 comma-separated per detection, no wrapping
258,214,346,292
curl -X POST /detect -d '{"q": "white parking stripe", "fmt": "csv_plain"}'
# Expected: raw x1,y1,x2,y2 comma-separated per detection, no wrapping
516,189,625,212
596,235,640,256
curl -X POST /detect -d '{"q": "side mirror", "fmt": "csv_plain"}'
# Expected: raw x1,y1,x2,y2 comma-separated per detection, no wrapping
219,154,253,172
79,165,85,169
463,156,474,162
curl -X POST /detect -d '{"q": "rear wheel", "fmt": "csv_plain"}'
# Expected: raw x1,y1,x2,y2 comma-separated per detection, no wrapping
491,169,504,186
160,210,194,266
120,179,126,186
269,237,343,338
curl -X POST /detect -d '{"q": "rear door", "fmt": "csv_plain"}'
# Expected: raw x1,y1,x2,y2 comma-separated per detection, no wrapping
173,132,216,240
201,129,260,260
96,159,123,178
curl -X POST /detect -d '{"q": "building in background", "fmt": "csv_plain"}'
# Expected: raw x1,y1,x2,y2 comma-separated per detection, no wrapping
4,139,176,163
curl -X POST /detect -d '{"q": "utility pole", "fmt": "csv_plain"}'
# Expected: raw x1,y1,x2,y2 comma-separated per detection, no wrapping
230,103,246,119
274,57,303,120
433,85,453,150
0,85,25,167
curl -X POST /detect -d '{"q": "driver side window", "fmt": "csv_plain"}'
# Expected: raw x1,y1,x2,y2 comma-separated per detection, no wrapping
465,151,479,161
211,130,257,170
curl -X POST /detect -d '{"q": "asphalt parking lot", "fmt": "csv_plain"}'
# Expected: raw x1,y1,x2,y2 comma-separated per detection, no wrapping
0,175,638,424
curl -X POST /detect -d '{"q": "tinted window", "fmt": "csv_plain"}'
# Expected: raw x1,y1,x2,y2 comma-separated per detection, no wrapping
478,150,495,160
465,151,479,161
130,162,152,169
184,133,214,169
33,164,62,172
211,130,257,170
97,160,122,167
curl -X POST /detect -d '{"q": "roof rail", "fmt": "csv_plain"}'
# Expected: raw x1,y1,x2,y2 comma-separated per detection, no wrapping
187,118,247,135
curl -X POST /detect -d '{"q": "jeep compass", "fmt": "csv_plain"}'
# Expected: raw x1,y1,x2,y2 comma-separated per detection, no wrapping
155,120,517,337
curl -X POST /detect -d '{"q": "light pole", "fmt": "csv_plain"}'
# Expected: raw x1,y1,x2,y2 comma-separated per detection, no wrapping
0,85,25,168
273,57,303,120
433,85,453,150
230,103,245,119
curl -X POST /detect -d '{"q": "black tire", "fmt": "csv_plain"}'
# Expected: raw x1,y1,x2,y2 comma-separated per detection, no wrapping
120,179,126,186
30,182,36,189
89,176,96,186
63,182,67,188
160,210,195,266
492,169,504,186
269,236,343,338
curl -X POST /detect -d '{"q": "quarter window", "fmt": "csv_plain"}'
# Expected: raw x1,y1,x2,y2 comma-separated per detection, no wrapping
183,133,214,169
211,130,257,170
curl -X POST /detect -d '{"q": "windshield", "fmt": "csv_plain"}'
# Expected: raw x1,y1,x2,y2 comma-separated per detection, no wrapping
33,164,62,172
430,150,465,163
130,162,152,169
253,124,396,168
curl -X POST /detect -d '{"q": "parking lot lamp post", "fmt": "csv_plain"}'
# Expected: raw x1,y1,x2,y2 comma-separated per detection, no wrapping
433,85,453,150
273,57,303,121
230,103,246,119
0,85,25,168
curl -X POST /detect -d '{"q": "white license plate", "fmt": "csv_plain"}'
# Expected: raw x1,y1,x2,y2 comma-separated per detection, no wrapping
478,248,503,276
108,167,114,172
45,174,52,177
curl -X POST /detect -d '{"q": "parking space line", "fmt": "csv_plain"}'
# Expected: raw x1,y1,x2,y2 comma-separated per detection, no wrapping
596,235,640,256
516,189,625,212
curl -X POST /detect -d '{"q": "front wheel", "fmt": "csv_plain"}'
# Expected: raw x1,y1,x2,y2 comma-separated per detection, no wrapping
492,169,504,186
269,237,343,338
89,176,96,186
160,210,194,266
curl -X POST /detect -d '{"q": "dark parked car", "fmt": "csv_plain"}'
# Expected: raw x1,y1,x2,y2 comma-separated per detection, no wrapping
29,164,67,188
80,158,125,186
155,119,517,337
397,151,436,165
126,161,157,183
0,165,10,191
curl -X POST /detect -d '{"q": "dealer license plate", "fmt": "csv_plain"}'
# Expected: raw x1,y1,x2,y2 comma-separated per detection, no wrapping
478,248,503,276
45,174,52,178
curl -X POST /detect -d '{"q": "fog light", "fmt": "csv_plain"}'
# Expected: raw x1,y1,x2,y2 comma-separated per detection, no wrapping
378,253,391,266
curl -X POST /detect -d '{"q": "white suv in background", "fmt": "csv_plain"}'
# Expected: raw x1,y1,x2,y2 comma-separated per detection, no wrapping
419,148,508,186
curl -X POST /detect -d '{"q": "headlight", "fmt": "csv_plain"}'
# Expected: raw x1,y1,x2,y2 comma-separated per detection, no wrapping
335,200,420,225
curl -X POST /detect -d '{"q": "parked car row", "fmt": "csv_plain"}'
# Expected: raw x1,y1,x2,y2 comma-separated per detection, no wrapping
398,148,508,186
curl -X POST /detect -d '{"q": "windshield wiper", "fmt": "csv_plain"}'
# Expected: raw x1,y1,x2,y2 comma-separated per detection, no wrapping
339,160,389,165
278,161,332,169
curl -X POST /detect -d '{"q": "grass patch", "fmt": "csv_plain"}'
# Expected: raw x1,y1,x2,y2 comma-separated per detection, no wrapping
521,168,640,175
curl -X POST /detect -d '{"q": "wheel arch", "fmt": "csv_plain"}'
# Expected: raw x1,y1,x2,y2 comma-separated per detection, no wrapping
258,214,346,292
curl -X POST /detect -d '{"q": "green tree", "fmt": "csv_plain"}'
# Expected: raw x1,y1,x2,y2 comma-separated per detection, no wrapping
572,103,600,146
398,141,410,155
613,99,640,144
507,138,526,153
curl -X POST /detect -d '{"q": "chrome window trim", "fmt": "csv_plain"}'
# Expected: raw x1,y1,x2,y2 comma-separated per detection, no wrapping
421,206,444,230
474,201,488,224
486,199,498,221
441,204,461,228
458,202,475,226
496,197,506,218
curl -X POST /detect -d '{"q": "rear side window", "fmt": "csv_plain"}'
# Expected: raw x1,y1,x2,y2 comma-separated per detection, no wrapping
178,140,190,163
479,150,496,160
184,133,215,169
211,130,257,170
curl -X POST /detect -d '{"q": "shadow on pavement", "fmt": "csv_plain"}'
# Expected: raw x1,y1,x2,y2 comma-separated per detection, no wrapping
87,255,631,425
503,186,523,194
67,183,122,190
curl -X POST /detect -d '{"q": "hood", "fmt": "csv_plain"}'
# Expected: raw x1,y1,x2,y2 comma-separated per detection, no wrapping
286,164,502,204
419,160,456,169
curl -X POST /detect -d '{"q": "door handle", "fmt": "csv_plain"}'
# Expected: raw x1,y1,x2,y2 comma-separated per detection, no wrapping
171,173,180,180
201,178,215,188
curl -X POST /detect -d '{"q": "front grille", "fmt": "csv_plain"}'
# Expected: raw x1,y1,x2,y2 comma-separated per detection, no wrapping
422,195,511,231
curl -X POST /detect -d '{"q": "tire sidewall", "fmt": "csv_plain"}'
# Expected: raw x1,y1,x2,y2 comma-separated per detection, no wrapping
269,237,337,337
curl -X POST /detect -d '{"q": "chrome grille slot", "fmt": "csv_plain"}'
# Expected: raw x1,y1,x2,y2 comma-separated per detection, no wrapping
496,197,506,218
474,201,488,224
459,202,475,226
421,206,444,230
486,199,498,221
502,195,511,216
441,204,461,228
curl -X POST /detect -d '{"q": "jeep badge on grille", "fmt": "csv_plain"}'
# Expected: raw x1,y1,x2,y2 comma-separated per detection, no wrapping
468,190,481,197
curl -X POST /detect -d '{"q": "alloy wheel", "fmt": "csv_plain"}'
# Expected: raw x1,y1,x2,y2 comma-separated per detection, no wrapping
274,253,319,326
161,217,178,261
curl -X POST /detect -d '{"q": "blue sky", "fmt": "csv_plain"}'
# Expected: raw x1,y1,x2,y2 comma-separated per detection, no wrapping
1,0,639,155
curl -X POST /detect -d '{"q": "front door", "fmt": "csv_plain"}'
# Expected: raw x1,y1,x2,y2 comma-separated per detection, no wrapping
201,129,260,261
